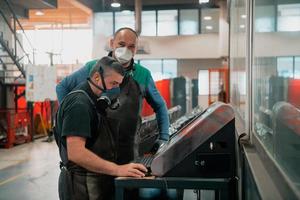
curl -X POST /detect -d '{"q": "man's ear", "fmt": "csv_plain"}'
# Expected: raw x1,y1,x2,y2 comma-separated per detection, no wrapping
93,72,100,82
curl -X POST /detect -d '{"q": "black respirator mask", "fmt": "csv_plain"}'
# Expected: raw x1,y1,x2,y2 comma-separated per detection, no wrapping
87,67,121,111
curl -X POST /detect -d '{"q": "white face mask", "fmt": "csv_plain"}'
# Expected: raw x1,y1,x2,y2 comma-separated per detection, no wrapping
114,47,133,64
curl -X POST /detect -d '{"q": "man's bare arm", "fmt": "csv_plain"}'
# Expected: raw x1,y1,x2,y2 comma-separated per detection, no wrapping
67,136,147,177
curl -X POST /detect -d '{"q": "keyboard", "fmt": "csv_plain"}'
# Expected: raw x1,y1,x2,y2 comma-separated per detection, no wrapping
135,154,155,168
169,106,205,139
135,106,205,162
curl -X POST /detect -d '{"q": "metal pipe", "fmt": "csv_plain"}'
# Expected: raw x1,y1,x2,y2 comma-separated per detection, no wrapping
135,0,142,36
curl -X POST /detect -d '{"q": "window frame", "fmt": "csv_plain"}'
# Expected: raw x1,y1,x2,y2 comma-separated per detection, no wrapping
229,0,300,198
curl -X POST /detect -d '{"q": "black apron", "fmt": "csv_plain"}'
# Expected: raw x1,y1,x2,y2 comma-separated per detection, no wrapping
106,75,142,164
57,91,120,200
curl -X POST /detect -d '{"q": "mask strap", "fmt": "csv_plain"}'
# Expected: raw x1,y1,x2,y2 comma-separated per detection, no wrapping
99,66,107,91
87,77,105,92
87,66,107,92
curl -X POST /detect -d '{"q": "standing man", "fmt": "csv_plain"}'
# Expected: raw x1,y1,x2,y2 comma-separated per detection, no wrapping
55,56,147,200
56,27,170,164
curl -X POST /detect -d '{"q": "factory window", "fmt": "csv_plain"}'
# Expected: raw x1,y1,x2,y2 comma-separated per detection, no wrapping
141,11,156,36
157,10,178,36
94,12,113,37
179,9,199,35
253,0,300,188
277,56,300,78
254,2,300,32
277,3,300,32
255,4,276,32
115,11,135,31
139,59,177,81
140,60,162,81
277,57,294,78
22,29,92,65
201,8,220,33
94,8,215,37
198,70,209,95
162,59,177,78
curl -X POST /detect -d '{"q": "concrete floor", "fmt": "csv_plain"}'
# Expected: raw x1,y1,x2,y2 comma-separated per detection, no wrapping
0,139,214,200
0,139,60,200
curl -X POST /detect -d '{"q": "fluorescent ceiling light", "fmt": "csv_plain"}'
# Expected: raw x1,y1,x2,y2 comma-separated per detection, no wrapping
199,0,209,4
206,25,213,30
241,14,246,19
35,10,44,16
240,24,245,29
111,2,121,8
204,16,212,20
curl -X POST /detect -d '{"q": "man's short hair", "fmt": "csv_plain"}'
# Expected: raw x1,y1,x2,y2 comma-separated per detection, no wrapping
90,56,125,77
113,27,138,39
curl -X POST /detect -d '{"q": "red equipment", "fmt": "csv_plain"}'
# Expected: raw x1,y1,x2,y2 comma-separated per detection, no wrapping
0,109,32,148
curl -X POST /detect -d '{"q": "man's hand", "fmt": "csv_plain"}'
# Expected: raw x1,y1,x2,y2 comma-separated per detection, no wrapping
115,163,148,178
